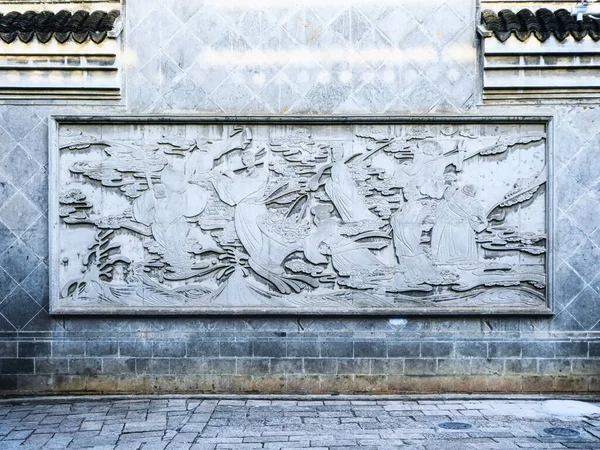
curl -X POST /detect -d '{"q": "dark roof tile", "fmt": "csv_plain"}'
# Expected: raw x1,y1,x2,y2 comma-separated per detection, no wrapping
481,8,600,42
0,9,120,44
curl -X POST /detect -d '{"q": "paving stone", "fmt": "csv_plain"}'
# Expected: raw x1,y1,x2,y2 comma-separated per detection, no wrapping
3,429,33,440
124,421,167,433
0,397,598,450
44,433,74,448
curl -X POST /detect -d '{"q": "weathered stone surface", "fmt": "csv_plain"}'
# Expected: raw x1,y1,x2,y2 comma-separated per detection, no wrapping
51,118,548,315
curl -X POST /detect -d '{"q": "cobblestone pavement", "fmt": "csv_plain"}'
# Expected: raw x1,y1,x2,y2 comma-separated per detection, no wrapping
1,396,600,449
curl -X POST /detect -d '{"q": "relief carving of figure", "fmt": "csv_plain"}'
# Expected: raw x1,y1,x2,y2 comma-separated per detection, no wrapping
210,150,270,257
393,140,462,200
303,205,388,288
431,184,488,265
390,184,437,287
132,157,208,268
55,122,548,312
210,150,307,291
324,144,379,223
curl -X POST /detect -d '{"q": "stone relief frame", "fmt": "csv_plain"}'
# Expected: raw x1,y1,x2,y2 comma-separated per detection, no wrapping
49,115,554,316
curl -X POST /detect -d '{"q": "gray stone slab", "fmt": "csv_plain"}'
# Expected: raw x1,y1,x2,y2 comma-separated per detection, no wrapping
50,116,550,316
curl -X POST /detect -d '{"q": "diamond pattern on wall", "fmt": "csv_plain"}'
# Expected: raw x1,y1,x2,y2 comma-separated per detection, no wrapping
0,193,42,235
0,107,47,331
0,286,42,330
0,126,18,161
0,0,597,333
566,287,600,330
124,1,476,113
551,105,600,331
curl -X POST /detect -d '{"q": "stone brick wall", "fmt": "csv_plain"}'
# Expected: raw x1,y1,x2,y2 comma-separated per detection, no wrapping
2,327,600,394
0,0,599,395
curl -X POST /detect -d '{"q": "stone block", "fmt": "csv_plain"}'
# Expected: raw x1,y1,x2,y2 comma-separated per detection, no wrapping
119,341,153,357
102,358,136,375
522,342,555,358
0,358,34,374
320,342,353,358
169,358,206,374
35,358,69,374
470,359,504,375
0,341,17,357
86,341,118,357
153,341,186,358
436,359,469,375
504,358,538,374
455,342,488,358
303,358,337,374
16,374,52,392
488,342,522,358
136,358,170,375
220,341,252,357
270,358,303,375
404,359,436,375
538,359,571,375
421,342,453,358
354,342,386,358
555,341,589,358
571,359,600,375
387,342,420,358
286,341,319,358
237,358,270,375
371,359,402,375
521,375,556,393
337,358,371,375
51,341,86,357
353,375,388,393
253,341,286,358
589,376,600,392
553,376,588,393
187,341,220,358
0,375,17,390
204,358,236,375
69,358,102,376
18,342,51,358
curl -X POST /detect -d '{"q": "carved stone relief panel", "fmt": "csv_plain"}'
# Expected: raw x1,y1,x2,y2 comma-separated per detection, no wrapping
50,117,551,315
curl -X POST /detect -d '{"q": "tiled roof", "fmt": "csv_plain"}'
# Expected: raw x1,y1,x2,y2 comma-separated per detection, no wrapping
0,10,120,44
481,8,600,42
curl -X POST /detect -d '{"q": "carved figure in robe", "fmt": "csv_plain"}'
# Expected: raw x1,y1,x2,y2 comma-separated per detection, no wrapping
132,168,208,268
210,150,302,275
186,142,216,179
431,184,488,265
324,144,379,222
394,140,462,200
303,205,386,281
187,128,251,182
390,184,437,286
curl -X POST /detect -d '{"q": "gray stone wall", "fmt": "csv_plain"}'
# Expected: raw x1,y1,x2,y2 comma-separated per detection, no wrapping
0,0,599,394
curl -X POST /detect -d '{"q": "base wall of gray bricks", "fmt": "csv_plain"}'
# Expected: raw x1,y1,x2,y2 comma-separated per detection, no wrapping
2,326,599,395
